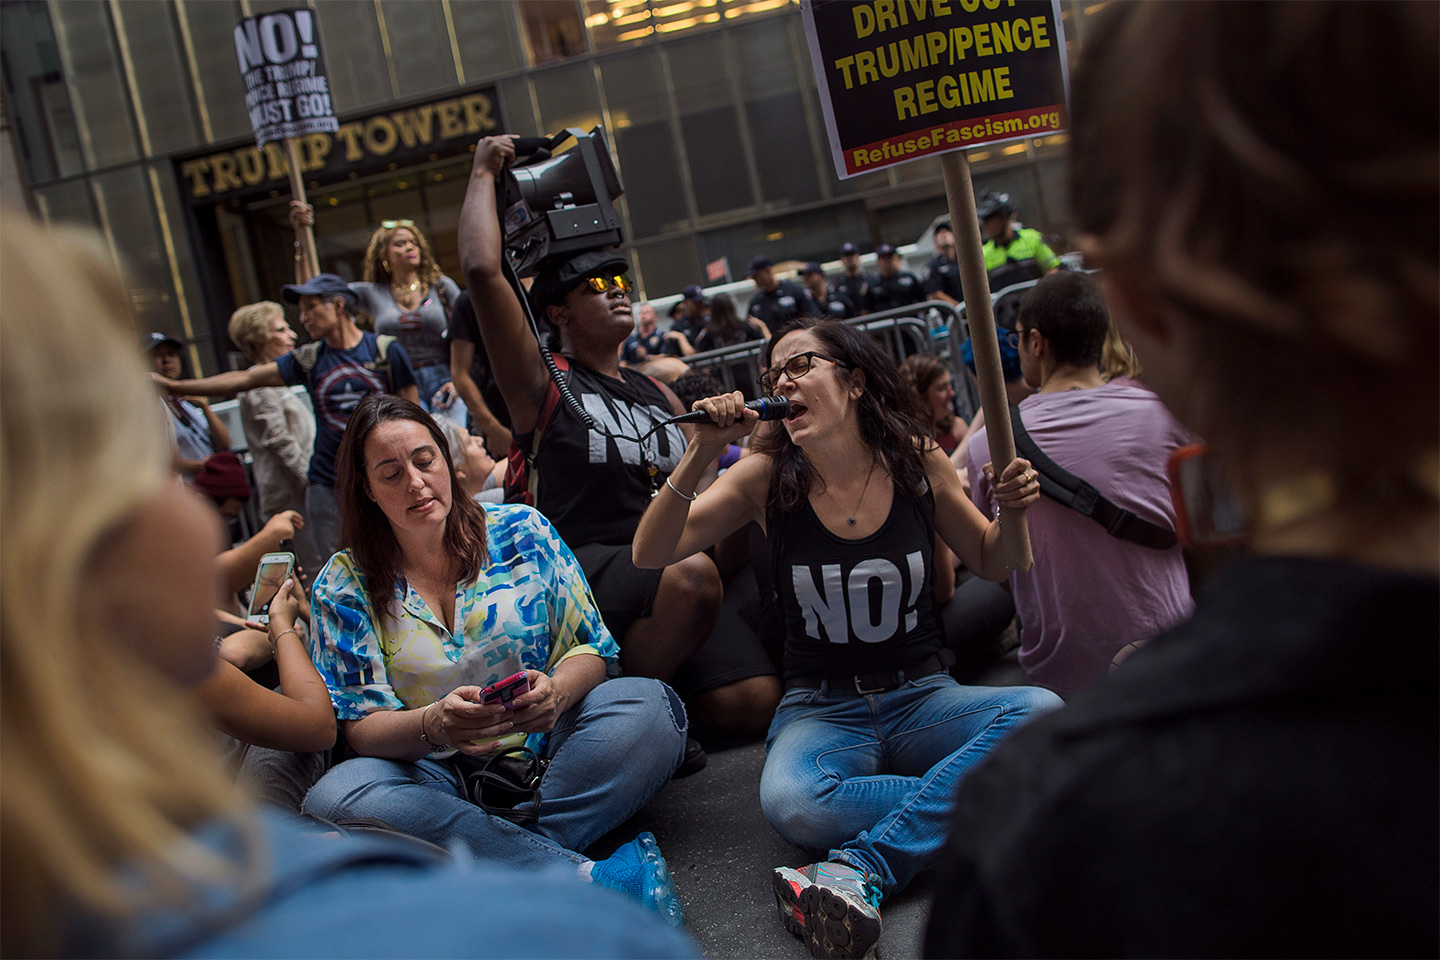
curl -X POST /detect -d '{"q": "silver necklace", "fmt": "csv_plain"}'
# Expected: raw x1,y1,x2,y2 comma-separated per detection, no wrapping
841,458,876,526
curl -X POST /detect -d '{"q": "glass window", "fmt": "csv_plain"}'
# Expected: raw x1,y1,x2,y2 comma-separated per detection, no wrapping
174,0,250,145
451,1,523,82
631,234,703,299
893,154,943,185
148,162,210,362
667,35,751,218
33,179,98,230
518,1,588,67
584,0,724,50
497,78,542,137
600,50,688,239
532,62,601,134
378,1,457,99
110,0,201,157
313,0,393,112
92,167,186,348
49,0,139,170
698,201,865,278
732,18,819,206
0,0,84,182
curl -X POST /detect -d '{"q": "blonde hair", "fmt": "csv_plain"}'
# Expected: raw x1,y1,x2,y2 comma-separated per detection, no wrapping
1,217,254,955
227,300,286,363
1100,319,1142,383
361,221,443,291
1071,3,1438,497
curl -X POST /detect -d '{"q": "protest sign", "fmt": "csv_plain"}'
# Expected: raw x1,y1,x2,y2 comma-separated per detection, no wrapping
801,0,1068,179
235,8,338,148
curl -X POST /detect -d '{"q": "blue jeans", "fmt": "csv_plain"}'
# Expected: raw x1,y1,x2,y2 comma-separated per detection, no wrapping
760,673,1061,897
302,677,688,869
414,363,453,413
305,483,339,568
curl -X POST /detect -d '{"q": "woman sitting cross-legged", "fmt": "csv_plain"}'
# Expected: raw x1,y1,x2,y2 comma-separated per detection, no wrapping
301,394,688,926
633,321,1062,959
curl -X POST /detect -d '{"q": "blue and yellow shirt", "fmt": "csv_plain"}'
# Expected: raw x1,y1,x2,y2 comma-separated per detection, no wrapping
309,502,617,757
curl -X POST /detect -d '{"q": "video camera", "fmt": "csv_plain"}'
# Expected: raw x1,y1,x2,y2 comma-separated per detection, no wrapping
499,126,625,278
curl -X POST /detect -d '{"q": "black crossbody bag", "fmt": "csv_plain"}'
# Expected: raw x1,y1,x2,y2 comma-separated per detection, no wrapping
449,747,549,827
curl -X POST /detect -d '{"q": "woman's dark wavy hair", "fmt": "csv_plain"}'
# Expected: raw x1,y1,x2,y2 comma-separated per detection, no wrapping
754,321,930,511
335,394,489,614
704,293,750,347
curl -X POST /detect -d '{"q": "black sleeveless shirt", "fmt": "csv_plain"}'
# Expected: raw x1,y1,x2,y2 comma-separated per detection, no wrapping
769,482,943,681
522,363,685,548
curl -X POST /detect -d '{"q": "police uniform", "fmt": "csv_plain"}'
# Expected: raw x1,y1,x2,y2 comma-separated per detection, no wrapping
622,329,667,363
747,279,822,329
815,283,856,319
863,269,926,313
924,254,964,302
837,271,872,311
982,228,1059,292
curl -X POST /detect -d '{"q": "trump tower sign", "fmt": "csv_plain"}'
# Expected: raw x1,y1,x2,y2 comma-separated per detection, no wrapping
801,0,1069,178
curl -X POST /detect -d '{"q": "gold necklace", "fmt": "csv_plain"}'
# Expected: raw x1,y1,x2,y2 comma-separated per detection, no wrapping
391,278,422,298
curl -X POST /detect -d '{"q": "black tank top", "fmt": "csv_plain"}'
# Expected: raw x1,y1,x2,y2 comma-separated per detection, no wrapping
769,481,943,681
523,363,685,548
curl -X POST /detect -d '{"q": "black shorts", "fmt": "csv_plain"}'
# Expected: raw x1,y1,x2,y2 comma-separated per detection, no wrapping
571,542,663,641
671,563,782,697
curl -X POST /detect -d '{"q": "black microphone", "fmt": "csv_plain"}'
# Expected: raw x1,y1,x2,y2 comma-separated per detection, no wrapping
666,396,790,426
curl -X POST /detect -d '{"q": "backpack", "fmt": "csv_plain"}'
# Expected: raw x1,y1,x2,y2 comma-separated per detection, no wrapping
293,334,400,392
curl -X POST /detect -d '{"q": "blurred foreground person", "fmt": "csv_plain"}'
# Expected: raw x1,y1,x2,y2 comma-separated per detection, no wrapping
0,216,696,959
927,3,1438,956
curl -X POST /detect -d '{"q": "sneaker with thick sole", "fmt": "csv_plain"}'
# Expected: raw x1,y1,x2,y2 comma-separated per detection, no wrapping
590,834,685,928
772,860,882,959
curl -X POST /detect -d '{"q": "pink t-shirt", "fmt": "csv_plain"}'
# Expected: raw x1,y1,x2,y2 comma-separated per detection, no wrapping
968,381,1195,696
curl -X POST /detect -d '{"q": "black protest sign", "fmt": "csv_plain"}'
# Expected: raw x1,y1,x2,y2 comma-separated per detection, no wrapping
801,0,1068,178
235,8,339,147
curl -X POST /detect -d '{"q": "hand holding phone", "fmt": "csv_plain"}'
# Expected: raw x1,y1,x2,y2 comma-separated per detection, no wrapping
479,671,531,710
246,552,296,625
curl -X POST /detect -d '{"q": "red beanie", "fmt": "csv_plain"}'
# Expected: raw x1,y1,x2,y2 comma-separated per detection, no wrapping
193,451,252,503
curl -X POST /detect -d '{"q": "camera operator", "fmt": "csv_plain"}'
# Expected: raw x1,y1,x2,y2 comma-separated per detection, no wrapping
459,135,782,759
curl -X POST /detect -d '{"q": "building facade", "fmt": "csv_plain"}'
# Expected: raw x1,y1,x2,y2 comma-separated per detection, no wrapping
1,0,1099,376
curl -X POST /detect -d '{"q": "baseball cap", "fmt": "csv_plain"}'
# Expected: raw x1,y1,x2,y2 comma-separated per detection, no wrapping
682,284,707,303
747,255,773,275
528,249,631,313
143,331,182,353
840,242,860,256
876,243,898,257
281,273,357,308
976,192,1014,220
800,262,825,275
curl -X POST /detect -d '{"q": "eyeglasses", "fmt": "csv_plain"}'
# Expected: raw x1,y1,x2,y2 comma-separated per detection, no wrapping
584,273,632,294
380,219,415,230
1004,330,1021,348
758,351,851,393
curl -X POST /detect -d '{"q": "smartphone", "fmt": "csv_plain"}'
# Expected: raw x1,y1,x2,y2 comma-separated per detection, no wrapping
480,670,531,710
246,552,296,625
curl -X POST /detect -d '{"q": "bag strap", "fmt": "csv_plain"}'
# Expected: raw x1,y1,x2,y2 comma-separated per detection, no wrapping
1010,405,1179,550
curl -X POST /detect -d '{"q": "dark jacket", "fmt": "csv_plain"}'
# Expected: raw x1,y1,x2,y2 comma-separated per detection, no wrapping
925,555,1439,959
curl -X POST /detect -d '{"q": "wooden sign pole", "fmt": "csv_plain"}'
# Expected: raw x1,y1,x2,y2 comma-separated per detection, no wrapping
284,137,319,278
940,150,1033,571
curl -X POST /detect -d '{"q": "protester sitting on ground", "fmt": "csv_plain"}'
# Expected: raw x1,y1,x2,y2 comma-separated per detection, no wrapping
349,215,462,413
747,255,822,332
226,301,322,577
213,508,307,672
435,414,505,502
446,292,514,458
950,331,1034,491
153,273,418,562
460,135,777,756
800,262,855,319
863,244,926,314
633,321,1062,960
965,271,1193,696
300,395,688,926
198,576,335,812
1101,315,1142,383
0,216,698,960
927,3,1439,955
694,293,767,400
901,354,967,456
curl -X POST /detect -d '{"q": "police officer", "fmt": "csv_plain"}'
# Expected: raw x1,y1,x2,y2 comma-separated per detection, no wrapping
621,302,667,363
978,192,1059,292
666,284,708,355
836,241,871,313
862,243,926,313
924,221,964,306
800,262,855,319
746,255,822,331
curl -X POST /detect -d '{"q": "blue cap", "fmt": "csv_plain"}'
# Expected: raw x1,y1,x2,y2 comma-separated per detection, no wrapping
840,242,860,256
682,284,706,302
281,273,357,308
800,262,825,275
876,243,898,257
747,255,773,275
143,331,182,353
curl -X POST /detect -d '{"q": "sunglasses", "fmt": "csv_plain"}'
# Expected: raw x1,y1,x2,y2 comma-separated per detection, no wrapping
758,351,851,393
583,273,632,294
381,219,416,230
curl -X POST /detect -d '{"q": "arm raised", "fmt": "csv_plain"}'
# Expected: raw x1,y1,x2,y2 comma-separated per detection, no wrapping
155,362,284,398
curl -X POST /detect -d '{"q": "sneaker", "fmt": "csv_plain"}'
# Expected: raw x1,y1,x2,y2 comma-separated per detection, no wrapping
673,737,708,779
772,860,882,959
590,834,685,928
